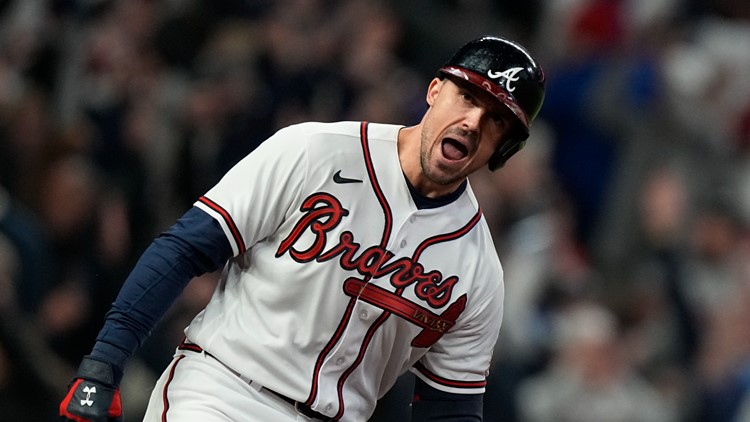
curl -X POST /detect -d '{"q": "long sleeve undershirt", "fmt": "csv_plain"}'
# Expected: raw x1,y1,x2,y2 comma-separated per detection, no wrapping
90,207,231,381
89,178,470,378
85,205,483,420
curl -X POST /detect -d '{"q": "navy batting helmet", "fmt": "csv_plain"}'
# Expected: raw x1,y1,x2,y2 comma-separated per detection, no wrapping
438,36,546,170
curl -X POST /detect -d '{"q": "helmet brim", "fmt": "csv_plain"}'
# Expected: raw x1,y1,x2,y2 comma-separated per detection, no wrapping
439,65,530,132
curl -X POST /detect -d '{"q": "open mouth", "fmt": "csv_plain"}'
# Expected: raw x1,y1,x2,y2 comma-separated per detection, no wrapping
441,137,470,161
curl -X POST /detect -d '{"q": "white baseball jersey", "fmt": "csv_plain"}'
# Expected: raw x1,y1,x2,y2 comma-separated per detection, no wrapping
190,121,505,420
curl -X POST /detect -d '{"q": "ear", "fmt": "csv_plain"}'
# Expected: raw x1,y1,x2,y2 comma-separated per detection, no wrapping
425,78,443,107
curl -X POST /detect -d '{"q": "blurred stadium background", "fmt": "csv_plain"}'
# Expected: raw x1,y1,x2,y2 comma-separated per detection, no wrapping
1,0,749,421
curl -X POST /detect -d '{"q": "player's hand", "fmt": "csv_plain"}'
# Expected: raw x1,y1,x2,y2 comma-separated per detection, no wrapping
59,356,123,422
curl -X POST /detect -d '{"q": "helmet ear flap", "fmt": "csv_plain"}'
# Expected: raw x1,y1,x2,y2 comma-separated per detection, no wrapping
488,134,528,171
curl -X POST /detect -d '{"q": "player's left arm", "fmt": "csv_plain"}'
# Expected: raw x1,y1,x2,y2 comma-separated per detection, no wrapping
411,377,483,421
410,257,503,421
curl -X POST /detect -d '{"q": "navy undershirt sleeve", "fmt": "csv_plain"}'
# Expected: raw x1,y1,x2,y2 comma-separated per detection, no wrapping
89,206,232,382
411,377,483,421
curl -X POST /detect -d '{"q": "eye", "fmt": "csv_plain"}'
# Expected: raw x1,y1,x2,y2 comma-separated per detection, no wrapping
490,112,505,128
459,90,474,103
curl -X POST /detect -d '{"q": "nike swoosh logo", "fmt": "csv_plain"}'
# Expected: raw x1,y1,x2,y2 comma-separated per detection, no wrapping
333,170,363,184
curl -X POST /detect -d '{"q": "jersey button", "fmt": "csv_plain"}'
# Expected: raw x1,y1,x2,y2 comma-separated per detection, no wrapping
409,216,416,223
359,310,368,319
399,239,407,248
336,357,345,365
325,404,333,412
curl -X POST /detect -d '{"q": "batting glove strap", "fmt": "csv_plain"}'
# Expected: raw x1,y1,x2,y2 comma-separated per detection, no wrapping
60,356,123,422
75,355,121,386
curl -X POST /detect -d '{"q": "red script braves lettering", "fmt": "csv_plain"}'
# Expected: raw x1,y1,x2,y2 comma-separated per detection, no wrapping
276,192,458,309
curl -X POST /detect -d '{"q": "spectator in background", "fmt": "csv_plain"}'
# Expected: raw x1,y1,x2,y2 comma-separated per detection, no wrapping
534,0,630,245
0,232,49,422
471,119,608,421
517,302,678,422
0,184,55,315
610,163,702,420
695,279,750,422
0,0,748,420
690,203,750,422
0,194,69,422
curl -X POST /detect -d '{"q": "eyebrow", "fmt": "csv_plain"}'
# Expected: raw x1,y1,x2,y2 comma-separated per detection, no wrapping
453,78,512,120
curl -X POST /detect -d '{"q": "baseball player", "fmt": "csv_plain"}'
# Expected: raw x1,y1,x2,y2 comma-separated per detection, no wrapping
59,35,545,421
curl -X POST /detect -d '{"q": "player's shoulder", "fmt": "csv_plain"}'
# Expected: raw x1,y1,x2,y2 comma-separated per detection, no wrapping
277,121,402,142
362,122,403,143
277,121,361,138
262,122,362,156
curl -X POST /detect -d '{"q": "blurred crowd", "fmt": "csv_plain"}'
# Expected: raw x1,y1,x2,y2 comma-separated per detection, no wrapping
0,0,749,421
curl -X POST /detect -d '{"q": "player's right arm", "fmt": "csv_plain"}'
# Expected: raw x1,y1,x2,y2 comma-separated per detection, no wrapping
59,206,232,422
60,123,311,421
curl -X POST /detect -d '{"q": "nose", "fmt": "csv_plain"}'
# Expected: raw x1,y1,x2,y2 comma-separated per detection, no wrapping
461,105,485,132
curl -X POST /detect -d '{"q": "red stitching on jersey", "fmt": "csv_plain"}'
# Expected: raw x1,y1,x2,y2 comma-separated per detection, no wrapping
305,295,357,409
177,342,203,354
332,209,483,418
413,361,487,389
333,310,391,419
360,121,393,245
334,121,395,418
307,121,395,416
305,122,485,418
198,196,246,255
414,209,483,258
161,354,186,422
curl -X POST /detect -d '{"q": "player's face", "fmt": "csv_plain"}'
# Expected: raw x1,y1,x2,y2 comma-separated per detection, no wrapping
419,77,514,187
